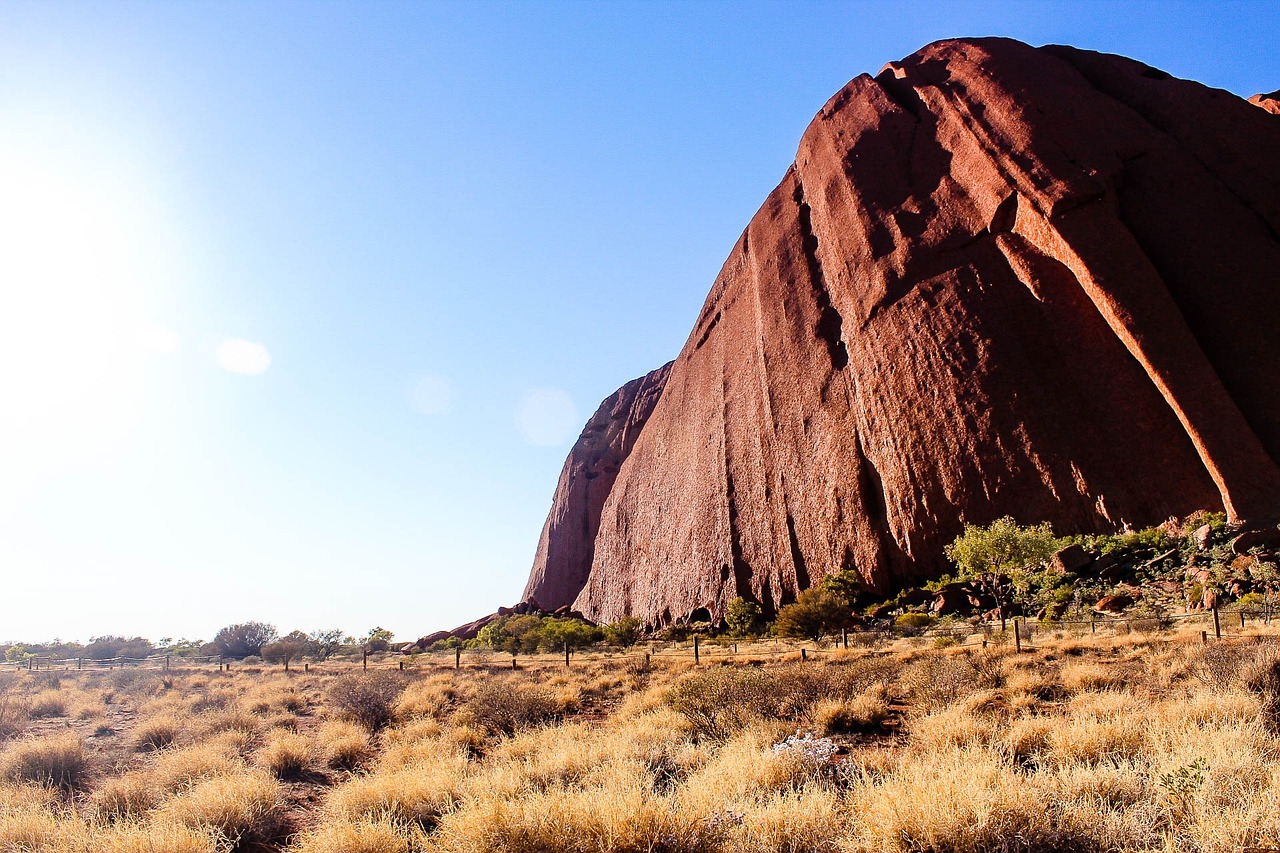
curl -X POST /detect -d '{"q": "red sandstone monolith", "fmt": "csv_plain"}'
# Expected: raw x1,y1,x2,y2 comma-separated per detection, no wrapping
529,38,1280,628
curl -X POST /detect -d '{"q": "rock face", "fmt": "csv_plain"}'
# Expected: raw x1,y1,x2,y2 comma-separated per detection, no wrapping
1250,91,1280,115
523,363,672,610
528,38,1280,628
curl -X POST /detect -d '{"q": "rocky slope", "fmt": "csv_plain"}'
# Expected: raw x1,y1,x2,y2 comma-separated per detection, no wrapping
529,37,1280,629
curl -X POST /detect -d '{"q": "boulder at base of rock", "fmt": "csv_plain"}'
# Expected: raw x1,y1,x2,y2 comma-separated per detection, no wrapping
932,587,974,616
1194,524,1213,550
1052,544,1094,574
1232,527,1280,555
1095,594,1134,613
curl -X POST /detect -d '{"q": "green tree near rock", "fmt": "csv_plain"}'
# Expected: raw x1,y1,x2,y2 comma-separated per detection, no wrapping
944,516,1060,614
773,588,848,640
725,598,766,637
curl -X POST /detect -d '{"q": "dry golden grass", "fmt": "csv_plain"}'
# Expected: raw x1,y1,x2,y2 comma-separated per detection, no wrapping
1,734,89,789
156,768,286,846
257,730,312,778
132,712,183,751
5,628,1280,851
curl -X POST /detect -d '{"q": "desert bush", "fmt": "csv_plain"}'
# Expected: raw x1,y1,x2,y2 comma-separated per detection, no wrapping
329,672,406,732
395,677,457,720
774,588,848,640
325,756,466,829
26,690,66,719
455,679,560,736
1,735,90,789
812,686,890,734
92,773,157,821
97,821,224,853
288,816,417,853
1244,649,1280,733
897,654,980,711
666,667,780,741
151,742,246,793
0,676,28,739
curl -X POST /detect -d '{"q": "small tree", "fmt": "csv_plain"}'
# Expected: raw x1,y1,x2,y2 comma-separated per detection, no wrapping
262,631,316,670
364,627,395,653
212,622,278,659
944,516,1058,579
945,517,1059,611
603,617,643,647
725,597,766,637
309,629,346,660
818,569,867,609
773,588,848,640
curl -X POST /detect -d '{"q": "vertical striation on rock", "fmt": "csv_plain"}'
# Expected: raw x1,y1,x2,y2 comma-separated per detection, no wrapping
527,38,1280,628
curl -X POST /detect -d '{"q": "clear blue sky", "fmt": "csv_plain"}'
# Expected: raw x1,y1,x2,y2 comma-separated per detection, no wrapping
0,1,1274,646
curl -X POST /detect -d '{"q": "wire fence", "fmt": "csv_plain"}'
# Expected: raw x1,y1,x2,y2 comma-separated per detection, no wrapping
3,605,1273,675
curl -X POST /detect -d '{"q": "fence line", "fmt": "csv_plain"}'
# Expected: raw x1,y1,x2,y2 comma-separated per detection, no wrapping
2,605,1273,675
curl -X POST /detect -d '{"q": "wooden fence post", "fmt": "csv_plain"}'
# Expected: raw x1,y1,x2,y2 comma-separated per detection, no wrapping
842,628,848,649
454,647,461,670
1241,610,1247,629
77,658,82,671
511,654,517,670
1090,616,1096,634
1213,606,1222,639
801,648,808,661
693,636,700,664
1201,630,1208,644
1014,619,1022,653
362,649,368,671
564,642,570,668
165,655,170,671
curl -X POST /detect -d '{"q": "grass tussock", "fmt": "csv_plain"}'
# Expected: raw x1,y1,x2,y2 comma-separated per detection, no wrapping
1,735,90,789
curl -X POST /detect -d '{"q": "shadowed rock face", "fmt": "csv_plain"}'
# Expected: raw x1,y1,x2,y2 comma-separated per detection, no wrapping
529,38,1280,628
523,362,672,610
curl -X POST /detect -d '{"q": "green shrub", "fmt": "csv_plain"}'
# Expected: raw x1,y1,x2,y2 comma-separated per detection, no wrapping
893,612,936,636
603,616,643,647
725,598,766,637
945,516,1058,578
774,588,848,640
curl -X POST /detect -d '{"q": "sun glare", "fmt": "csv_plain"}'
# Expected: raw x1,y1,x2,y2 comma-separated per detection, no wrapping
0,126,177,494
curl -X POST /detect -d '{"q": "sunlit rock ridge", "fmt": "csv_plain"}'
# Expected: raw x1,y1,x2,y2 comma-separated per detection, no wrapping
525,37,1280,628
